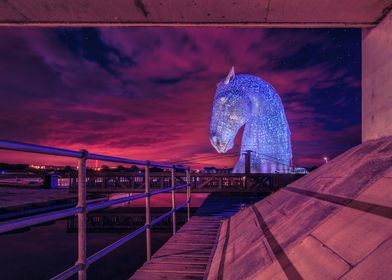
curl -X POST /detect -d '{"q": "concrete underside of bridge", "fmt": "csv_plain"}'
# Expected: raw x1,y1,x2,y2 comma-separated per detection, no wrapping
1,2,391,279
0,0,391,27
207,135,392,280
1,1,391,142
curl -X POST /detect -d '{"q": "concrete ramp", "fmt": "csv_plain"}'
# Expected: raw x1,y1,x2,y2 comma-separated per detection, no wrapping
207,136,392,280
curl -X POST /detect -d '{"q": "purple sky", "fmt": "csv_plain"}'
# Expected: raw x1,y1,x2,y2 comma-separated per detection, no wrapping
0,27,361,168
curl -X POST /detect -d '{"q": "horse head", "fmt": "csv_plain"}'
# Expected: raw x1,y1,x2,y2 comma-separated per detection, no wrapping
210,67,251,153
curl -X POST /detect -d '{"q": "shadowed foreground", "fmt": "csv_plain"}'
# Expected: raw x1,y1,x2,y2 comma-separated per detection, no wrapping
207,136,392,280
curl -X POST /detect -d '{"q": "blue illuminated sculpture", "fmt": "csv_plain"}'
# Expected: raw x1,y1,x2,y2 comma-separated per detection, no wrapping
210,67,292,173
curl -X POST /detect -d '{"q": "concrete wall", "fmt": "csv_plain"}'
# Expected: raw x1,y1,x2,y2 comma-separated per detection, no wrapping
207,136,392,280
362,10,392,141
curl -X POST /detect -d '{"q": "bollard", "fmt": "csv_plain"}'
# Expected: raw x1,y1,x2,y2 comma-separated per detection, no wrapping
171,167,176,235
77,150,88,280
145,163,151,261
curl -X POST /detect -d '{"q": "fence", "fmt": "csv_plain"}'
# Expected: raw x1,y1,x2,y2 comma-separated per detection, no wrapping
64,172,303,193
0,140,191,280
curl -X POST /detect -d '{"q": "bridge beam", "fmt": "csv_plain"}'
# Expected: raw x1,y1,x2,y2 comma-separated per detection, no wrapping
362,9,392,141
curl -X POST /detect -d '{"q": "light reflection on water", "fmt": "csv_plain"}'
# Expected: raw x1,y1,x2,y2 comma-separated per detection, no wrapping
0,193,265,279
0,215,172,280
0,193,210,280
108,193,209,208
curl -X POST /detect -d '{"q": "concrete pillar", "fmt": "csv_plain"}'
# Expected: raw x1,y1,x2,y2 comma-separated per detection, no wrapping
362,10,392,141
245,150,251,175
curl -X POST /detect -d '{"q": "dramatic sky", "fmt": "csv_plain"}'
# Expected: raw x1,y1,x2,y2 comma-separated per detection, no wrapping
0,27,361,168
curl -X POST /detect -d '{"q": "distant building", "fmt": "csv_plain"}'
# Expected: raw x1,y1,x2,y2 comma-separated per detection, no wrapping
130,165,142,173
29,164,64,171
203,167,233,174
293,167,309,174
203,167,217,174
217,168,233,174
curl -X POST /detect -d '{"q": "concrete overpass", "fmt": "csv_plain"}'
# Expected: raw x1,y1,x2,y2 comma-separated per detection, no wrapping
1,1,391,279
0,0,391,27
0,0,391,142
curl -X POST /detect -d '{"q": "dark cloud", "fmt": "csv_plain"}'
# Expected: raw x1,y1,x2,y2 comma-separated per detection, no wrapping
0,27,361,168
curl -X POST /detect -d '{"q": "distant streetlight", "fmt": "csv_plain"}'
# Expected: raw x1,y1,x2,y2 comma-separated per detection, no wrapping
323,157,328,164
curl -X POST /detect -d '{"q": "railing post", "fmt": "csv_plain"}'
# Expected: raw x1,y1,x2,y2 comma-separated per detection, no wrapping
171,166,176,235
186,168,191,222
77,150,88,280
145,162,151,261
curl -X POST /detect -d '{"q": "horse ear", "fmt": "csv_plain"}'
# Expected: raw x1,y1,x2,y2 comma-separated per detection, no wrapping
224,66,235,84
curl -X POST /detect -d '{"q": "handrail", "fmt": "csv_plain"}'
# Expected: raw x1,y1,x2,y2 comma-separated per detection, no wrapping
0,207,83,234
0,140,186,169
86,193,148,212
0,140,192,280
86,225,149,266
51,264,83,280
0,198,107,222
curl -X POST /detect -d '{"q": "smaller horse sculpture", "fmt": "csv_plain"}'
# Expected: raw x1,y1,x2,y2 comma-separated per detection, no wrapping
210,67,292,173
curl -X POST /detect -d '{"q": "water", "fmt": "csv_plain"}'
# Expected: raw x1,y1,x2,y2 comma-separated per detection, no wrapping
0,193,266,279
0,215,171,280
0,193,208,280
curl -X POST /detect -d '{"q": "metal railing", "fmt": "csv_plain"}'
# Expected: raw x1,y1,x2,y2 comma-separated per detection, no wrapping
0,140,192,280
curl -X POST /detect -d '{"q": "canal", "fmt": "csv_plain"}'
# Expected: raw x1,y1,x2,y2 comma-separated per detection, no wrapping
0,193,266,279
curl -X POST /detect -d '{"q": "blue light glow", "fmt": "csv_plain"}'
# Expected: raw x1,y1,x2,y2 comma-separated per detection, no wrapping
210,67,292,173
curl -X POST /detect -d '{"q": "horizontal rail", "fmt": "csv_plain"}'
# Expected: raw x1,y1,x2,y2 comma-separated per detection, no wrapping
88,153,184,169
0,139,192,280
56,199,191,277
0,207,82,234
0,202,76,221
0,184,190,234
150,209,175,227
150,183,189,196
175,199,190,211
86,225,148,265
0,140,82,158
51,264,83,280
150,199,189,227
0,197,110,230
0,140,185,169
86,193,147,212
0,198,107,221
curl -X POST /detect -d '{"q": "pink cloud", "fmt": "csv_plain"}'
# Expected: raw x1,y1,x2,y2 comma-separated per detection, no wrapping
0,27,361,169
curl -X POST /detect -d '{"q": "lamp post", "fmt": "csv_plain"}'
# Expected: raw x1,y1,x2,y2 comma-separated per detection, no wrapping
323,157,328,164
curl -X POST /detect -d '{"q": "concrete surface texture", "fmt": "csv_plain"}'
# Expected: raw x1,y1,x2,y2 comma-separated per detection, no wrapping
207,136,392,280
362,10,392,141
0,0,391,26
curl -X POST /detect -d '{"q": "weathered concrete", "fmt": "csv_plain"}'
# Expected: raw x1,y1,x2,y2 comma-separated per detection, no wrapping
207,136,392,280
362,10,392,141
0,0,391,26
